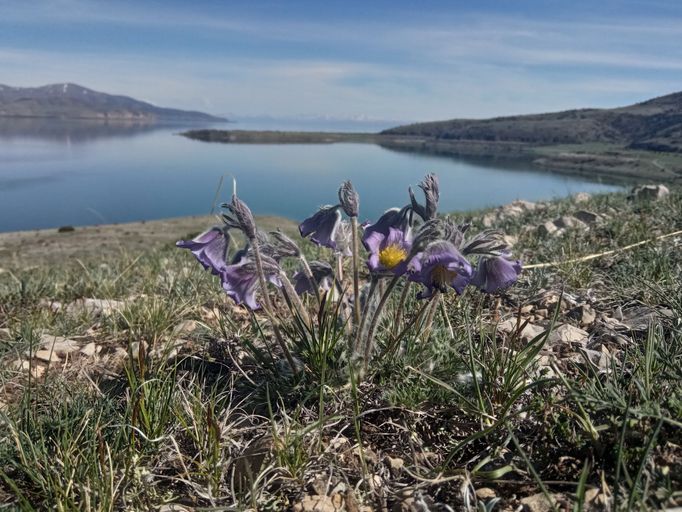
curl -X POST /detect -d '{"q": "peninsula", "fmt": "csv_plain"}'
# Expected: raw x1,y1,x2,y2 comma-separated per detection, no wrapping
183,91,682,181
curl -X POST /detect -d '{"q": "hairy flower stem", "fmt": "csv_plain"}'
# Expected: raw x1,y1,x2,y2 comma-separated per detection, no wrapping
299,254,322,307
383,298,432,358
352,276,378,356
336,254,344,283
392,281,412,337
363,275,400,372
251,237,298,374
279,271,312,327
440,296,454,338
351,216,361,327
422,291,441,341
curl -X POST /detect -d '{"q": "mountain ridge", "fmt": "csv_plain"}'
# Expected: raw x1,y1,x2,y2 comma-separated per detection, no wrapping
0,83,226,122
382,91,682,153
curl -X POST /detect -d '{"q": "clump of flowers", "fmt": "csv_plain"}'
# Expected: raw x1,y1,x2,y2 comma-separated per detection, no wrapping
177,173,522,378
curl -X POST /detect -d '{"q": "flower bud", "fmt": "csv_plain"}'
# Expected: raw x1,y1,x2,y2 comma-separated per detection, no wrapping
338,180,359,217
223,195,257,240
269,230,301,258
419,173,440,220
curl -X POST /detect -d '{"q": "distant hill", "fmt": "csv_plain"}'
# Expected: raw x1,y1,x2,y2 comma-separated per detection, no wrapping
0,83,226,122
383,92,682,153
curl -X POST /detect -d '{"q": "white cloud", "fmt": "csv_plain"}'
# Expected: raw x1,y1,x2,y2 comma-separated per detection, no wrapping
1,4,681,120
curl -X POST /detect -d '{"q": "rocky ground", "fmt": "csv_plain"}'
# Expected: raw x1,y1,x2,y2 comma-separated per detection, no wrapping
0,186,680,511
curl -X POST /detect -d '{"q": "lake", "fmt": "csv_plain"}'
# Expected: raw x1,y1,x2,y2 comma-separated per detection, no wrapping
0,118,622,232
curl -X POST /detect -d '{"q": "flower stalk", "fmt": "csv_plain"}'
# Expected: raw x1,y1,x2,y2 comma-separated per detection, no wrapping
351,216,361,326
278,269,312,327
362,274,400,371
251,234,298,374
299,254,322,306
352,275,378,357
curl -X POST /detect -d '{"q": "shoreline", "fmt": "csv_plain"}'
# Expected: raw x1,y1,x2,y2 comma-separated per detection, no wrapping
0,214,297,269
182,129,682,183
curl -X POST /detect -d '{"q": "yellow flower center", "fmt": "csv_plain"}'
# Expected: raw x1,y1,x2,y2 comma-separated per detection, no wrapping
431,264,458,289
378,244,408,269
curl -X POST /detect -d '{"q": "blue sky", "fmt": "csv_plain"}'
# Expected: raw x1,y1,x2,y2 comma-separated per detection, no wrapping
1,0,681,121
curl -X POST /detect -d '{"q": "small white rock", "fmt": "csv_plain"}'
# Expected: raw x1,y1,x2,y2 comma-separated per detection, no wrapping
80,342,99,357
548,324,589,345
34,350,61,363
573,192,592,203
39,334,80,355
632,184,670,201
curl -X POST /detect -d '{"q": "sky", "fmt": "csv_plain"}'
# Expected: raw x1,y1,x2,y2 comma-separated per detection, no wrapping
1,0,681,122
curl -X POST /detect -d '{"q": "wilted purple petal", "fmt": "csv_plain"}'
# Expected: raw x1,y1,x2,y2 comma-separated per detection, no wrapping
220,259,281,309
408,241,473,298
471,257,522,293
176,227,229,275
299,206,342,249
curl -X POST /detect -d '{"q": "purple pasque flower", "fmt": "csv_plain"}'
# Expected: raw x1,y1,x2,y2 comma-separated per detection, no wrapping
361,206,410,251
299,205,342,249
292,260,334,296
470,256,522,294
408,240,473,298
220,257,281,310
176,226,230,275
365,227,412,275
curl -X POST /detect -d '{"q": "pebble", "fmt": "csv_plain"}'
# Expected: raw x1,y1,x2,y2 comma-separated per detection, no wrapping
568,304,596,326
537,221,559,237
548,324,589,345
574,210,600,225
573,192,592,203
386,455,405,472
632,184,670,201
174,319,199,336
80,342,100,357
39,334,80,355
553,215,587,230
34,350,61,363
520,492,558,512
67,298,125,316
498,319,546,342
475,487,497,500
158,506,191,512
293,495,343,512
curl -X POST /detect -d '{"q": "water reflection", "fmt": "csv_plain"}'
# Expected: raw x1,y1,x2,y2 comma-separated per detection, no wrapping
0,117,223,144
0,119,624,232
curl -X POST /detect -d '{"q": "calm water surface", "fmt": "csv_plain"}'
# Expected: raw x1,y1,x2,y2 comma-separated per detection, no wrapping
0,119,622,232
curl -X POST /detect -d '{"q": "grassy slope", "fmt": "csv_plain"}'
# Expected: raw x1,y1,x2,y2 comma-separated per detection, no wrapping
0,189,680,510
